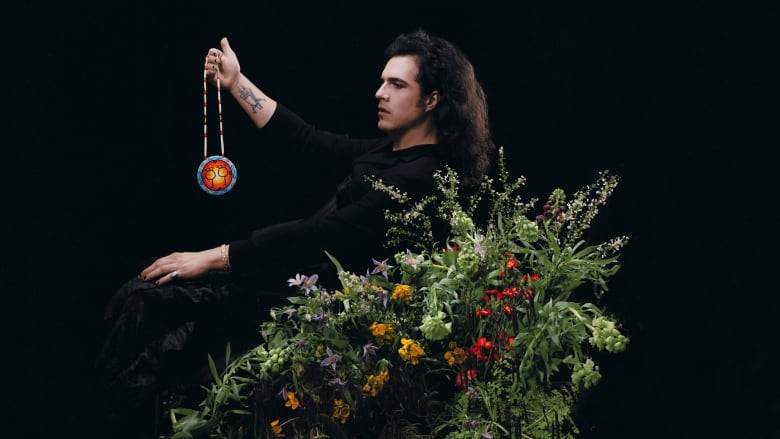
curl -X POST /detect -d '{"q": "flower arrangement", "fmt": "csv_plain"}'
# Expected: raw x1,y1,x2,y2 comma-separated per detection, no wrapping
168,148,630,439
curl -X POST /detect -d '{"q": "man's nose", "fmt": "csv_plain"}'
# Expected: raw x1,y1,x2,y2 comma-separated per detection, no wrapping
375,84,388,100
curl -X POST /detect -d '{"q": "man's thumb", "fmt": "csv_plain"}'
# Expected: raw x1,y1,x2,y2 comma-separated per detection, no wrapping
220,37,232,54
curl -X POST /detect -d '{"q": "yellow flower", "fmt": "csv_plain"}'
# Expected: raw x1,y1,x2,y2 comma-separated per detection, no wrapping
391,284,412,301
284,391,300,410
368,322,394,343
362,370,390,397
398,337,425,365
332,398,351,424
270,419,286,437
444,341,467,366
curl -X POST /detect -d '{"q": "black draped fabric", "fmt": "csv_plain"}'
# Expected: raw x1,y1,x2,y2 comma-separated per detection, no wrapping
95,272,284,429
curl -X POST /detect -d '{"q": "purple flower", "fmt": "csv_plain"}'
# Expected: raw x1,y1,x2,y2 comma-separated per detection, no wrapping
287,274,305,288
360,269,373,289
473,238,485,259
371,258,394,280
328,377,347,390
361,343,378,361
287,273,319,295
302,274,319,294
400,249,424,269
320,347,341,371
374,287,389,309
310,307,330,327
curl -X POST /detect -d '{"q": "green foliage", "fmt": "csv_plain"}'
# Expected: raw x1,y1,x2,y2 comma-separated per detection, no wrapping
168,147,630,438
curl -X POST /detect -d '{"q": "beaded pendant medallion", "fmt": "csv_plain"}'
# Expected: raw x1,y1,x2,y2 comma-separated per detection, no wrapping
198,67,237,195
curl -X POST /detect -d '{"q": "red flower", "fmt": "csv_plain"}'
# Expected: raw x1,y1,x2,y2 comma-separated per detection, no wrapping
505,336,516,350
502,304,513,315
475,308,493,317
454,373,465,387
502,286,519,298
469,345,488,362
484,289,501,303
522,273,541,282
505,258,519,270
455,368,478,387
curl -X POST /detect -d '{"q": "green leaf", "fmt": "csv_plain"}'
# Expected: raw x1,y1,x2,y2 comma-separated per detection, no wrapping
207,354,220,384
325,250,345,273
170,407,199,417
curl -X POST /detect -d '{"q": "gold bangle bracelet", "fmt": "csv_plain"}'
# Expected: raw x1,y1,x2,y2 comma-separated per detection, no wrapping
221,243,231,272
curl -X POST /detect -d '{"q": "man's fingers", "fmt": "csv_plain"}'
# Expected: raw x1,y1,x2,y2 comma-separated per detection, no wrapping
139,257,172,281
154,270,181,286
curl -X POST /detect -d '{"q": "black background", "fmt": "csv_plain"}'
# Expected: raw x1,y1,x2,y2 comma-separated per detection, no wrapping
7,1,777,438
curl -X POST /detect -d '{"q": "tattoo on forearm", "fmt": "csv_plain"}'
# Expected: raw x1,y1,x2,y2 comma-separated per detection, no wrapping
237,85,266,113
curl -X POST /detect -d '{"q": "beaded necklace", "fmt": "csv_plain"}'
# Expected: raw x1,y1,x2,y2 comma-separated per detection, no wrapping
197,66,237,195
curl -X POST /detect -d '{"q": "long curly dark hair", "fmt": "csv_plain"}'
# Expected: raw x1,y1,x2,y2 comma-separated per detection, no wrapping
385,29,495,187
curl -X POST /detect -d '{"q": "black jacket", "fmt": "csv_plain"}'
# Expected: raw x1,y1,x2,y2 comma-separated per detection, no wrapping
228,104,448,280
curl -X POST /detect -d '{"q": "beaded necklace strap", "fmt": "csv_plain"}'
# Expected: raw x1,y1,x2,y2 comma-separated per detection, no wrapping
203,67,226,158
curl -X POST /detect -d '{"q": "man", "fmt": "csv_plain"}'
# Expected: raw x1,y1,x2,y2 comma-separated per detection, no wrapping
97,29,494,436
140,30,493,285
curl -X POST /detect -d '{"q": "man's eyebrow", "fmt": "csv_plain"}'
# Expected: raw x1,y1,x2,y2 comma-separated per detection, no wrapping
382,75,410,85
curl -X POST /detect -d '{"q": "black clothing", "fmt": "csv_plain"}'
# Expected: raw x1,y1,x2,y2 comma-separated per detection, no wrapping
228,103,446,277
95,104,449,434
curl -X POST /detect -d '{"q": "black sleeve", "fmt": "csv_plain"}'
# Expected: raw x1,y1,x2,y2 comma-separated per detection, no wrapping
228,157,440,278
228,189,389,277
259,103,381,163
226,103,391,277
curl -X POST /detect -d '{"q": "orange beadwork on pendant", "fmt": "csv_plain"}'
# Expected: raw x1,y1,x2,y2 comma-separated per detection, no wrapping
198,155,237,195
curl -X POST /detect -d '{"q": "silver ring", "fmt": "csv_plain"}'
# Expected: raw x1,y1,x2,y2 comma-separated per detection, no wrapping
171,271,179,279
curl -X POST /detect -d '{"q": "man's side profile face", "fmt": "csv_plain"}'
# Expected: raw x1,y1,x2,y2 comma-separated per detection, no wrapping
375,55,436,137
